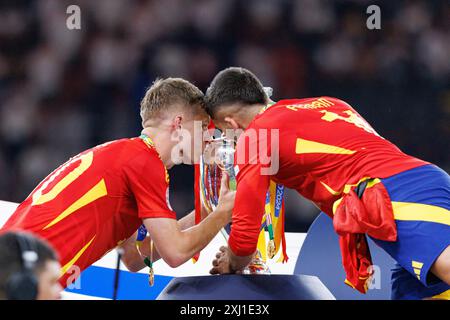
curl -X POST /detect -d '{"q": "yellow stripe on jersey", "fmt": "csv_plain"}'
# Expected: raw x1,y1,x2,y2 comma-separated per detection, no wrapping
43,179,108,230
295,138,356,155
392,202,450,226
60,236,96,277
331,177,379,214
320,181,341,196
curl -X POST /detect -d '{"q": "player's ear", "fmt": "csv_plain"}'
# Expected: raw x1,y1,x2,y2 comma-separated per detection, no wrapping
224,116,240,130
172,115,183,130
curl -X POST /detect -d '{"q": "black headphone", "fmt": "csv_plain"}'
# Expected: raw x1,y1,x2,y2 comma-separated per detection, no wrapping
5,233,39,300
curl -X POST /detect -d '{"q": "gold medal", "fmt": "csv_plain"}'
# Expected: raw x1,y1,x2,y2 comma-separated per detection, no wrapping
140,237,156,287
149,240,155,287
148,266,154,287
143,256,154,287
267,239,276,259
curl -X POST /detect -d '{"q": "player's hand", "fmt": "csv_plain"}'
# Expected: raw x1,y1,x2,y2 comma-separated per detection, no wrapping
210,246,251,275
210,246,233,275
215,173,236,224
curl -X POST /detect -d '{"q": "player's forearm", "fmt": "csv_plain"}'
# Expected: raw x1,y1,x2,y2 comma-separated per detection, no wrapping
143,212,194,261
224,207,261,272
229,250,254,272
179,209,196,229
227,194,264,257
143,211,196,261
225,228,259,272
227,162,269,257
172,208,229,266
228,224,259,257
147,172,234,268
120,235,148,272
122,210,196,271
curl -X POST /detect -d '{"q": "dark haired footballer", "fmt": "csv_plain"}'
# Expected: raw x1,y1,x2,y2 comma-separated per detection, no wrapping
207,67,450,300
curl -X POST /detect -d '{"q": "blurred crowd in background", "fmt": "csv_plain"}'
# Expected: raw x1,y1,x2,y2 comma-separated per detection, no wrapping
0,0,449,231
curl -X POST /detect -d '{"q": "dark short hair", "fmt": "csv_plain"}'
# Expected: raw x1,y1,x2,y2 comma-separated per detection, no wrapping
0,232,58,298
140,77,205,126
205,67,269,118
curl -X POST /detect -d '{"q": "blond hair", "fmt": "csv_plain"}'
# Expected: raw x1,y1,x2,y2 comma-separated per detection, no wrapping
140,78,205,127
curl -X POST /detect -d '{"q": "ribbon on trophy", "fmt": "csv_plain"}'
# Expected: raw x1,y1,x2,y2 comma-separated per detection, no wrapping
192,163,202,263
192,156,223,263
192,120,217,263
257,181,288,263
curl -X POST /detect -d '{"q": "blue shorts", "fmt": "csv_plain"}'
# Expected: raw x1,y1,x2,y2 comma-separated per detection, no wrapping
370,164,450,300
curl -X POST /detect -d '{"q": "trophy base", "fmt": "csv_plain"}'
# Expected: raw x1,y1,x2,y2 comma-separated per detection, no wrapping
242,254,270,274
156,274,335,300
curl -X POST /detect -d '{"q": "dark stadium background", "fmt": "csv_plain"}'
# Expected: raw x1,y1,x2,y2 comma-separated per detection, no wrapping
0,0,448,232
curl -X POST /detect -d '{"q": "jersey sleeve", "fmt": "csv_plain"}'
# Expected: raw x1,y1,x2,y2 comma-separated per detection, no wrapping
228,127,271,256
124,150,176,220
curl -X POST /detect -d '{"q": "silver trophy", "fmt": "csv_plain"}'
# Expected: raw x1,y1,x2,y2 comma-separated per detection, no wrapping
200,138,270,274
200,137,235,224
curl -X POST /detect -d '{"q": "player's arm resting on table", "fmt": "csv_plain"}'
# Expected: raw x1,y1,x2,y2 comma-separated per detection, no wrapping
144,174,234,268
215,160,270,273
120,210,195,272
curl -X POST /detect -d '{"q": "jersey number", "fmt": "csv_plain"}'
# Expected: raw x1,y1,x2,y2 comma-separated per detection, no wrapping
31,151,107,229
320,110,380,136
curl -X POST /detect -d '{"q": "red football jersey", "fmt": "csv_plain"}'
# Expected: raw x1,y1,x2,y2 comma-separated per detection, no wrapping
229,97,428,256
1,137,175,286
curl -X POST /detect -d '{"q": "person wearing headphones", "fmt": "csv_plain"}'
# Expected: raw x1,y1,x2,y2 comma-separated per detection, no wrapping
0,231,62,300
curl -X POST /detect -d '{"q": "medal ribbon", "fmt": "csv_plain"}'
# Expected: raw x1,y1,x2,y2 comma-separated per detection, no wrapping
135,134,158,286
